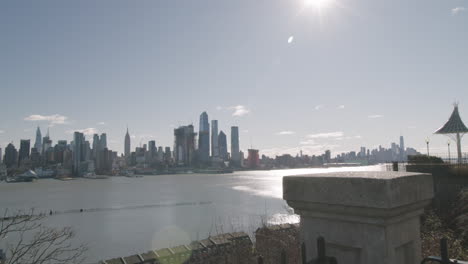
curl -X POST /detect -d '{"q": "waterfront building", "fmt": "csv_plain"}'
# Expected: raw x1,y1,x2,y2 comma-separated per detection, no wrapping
218,130,228,160
73,132,85,177
18,139,31,165
148,140,157,159
247,149,259,169
4,143,18,168
124,127,131,157
34,126,42,151
211,120,219,158
174,125,197,166
198,112,210,163
230,126,240,166
164,147,172,163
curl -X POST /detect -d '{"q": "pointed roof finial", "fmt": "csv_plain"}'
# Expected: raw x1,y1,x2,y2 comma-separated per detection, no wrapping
435,103,468,134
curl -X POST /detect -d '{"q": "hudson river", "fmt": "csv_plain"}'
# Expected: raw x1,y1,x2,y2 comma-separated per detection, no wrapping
0,165,384,263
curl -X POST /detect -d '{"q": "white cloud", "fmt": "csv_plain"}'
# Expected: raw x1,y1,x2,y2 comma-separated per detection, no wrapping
0,130,4,134
307,131,344,139
66,128,98,136
300,139,316,145
337,105,345,109
315,105,325,110
288,36,294,44
24,114,68,125
216,106,223,111
97,122,106,125
276,131,296,136
230,105,250,117
368,114,384,119
452,7,466,15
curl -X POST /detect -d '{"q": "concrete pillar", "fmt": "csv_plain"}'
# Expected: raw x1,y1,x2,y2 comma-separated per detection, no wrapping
283,171,433,264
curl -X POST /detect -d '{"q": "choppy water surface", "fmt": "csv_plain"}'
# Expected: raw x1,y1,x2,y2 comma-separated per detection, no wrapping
0,165,383,262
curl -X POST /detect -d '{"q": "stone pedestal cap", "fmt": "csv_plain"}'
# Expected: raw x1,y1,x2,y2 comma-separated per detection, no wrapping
283,171,433,209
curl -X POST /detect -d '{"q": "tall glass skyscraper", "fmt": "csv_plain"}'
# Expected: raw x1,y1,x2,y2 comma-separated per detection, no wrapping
198,112,210,162
231,126,240,166
211,120,219,158
218,131,228,160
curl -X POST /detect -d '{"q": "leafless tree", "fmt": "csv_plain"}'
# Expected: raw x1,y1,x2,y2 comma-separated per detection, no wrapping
0,209,87,264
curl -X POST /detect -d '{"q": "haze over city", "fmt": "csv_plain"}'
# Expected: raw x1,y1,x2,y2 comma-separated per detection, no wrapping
1,0,467,156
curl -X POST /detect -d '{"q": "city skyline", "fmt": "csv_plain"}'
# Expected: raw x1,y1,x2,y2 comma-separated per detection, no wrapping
1,0,467,156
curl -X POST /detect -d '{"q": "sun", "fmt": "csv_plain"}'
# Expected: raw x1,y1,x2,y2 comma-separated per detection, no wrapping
303,0,332,10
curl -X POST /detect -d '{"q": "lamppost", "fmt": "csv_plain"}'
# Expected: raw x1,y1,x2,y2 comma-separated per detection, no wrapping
447,140,451,163
425,138,430,156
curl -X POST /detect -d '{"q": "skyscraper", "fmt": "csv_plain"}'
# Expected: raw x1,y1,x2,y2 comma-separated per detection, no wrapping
73,132,85,177
399,136,406,161
18,139,31,165
4,143,18,168
34,126,42,151
100,133,107,149
230,126,240,166
218,131,228,160
211,120,219,158
174,125,197,166
148,140,157,159
124,127,131,157
198,112,210,163
42,128,52,155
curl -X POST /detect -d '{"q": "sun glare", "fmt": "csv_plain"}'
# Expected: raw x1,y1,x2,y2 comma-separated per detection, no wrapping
303,0,332,10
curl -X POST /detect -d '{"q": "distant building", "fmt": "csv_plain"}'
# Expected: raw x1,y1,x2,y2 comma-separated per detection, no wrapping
400,136,406,161
92,134,100,157
164,147,172,163
0,147,2,164
198,112,210,163
148,140,157,160
4,143,18,168
34,126,42,151
174,125,197,166
18,139,31,165
42,127,52,155
211,120,219,158
100,133,107,149
231,126,240,166
124,127,131,157
247,149,260,169
218,130,228,160
73,132,85,177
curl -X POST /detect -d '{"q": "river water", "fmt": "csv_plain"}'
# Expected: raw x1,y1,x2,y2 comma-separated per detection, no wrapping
0,165,384,263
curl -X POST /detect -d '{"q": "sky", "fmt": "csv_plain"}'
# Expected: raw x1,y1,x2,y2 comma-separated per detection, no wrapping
1,0,468,157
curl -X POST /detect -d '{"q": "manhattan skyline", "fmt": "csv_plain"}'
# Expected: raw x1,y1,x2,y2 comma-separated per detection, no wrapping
1,0,468,156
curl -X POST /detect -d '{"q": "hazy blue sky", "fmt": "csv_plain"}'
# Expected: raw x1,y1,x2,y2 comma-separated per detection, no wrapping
1,0,467,156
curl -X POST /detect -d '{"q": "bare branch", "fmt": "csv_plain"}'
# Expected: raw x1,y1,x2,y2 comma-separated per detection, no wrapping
1,209,87,264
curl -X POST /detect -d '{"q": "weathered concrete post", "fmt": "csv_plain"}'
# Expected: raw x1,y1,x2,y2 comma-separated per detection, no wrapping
283,171,433,264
